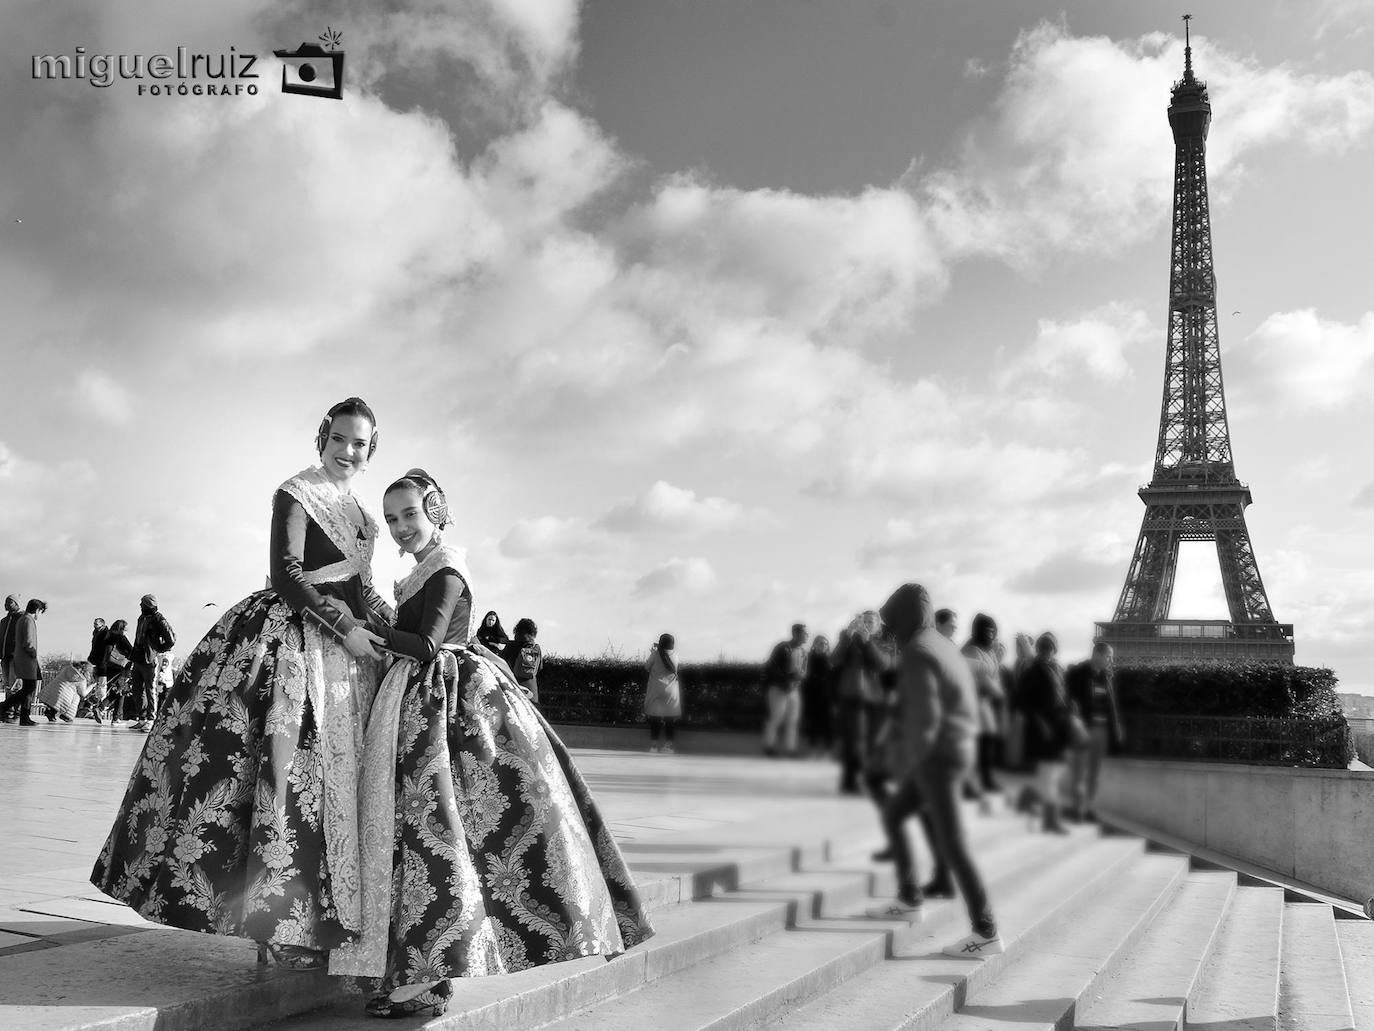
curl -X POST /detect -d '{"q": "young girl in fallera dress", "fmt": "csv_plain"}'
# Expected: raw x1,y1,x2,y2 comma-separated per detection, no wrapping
330,469,653,1019
92,398,392,971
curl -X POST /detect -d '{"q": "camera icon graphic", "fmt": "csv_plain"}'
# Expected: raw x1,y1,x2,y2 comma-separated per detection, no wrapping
273,40,344,100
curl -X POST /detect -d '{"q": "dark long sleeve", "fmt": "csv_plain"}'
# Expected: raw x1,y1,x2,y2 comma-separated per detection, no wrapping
270,490,359,637
17,616,37,659
361,578,395,629
382,571,464,662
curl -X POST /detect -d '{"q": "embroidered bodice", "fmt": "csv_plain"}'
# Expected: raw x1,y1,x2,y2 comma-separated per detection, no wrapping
269,466,393,636
382,543,475,662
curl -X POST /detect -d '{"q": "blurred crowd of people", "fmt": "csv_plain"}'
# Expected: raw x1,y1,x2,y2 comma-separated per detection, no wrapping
771,587,1124,958
0,592,179,729
758,606,1124,829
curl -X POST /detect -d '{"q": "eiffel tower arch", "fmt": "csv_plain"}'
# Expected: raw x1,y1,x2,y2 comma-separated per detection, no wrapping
1096,20,1295,665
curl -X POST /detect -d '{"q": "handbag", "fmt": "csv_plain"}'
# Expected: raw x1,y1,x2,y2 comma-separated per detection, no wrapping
105,644,130,670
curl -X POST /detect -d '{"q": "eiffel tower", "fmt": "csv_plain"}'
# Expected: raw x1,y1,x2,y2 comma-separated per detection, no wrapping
1096,18,1294,665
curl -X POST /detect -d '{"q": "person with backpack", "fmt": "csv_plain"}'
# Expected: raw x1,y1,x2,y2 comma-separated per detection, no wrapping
129,594,175,733
502,618,543,703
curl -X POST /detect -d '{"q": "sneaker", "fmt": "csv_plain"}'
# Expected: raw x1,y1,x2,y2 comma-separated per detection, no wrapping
922,880,956,899
130,721,151,732
942,932,1005,959
866,899,923,922
662,743,675,755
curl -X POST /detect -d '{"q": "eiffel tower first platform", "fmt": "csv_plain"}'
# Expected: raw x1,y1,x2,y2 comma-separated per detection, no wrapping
1096,19,1294,665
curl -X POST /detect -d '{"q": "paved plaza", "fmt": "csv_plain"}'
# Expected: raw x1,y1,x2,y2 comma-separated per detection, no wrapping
0,719,894,1029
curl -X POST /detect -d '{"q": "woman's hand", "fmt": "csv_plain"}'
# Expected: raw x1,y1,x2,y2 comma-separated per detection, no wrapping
343,626,385,661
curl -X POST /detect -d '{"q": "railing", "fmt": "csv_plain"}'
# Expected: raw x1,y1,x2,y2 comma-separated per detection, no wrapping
1122,713,1353,768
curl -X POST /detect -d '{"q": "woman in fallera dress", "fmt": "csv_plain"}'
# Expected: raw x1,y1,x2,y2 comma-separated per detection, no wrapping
331,469,654,1019
91,397,393,970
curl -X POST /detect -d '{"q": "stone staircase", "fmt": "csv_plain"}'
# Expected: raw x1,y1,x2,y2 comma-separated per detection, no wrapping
245,804,1368,1031
10,795,1369,1031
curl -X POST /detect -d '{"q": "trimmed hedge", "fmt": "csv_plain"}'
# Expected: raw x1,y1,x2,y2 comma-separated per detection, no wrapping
537,655,768,732
1113,662,1352,768
1114,662,1344,719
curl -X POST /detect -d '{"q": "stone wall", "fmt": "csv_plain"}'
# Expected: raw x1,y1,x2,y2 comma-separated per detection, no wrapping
1096,758,1374,903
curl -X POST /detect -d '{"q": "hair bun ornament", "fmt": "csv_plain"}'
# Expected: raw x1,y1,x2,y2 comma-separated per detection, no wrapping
405,467,449,529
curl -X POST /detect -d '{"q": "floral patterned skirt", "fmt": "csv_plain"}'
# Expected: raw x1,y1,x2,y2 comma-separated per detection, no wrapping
90,590,379,951
330,647,654,988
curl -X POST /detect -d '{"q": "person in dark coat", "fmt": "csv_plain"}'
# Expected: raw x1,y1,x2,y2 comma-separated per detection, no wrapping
1065,642,1125,822
475,610,510,652
1017,632,1073,834
0,594,21,712
800,635,835,757
832,612,884,793
960,613,1004,795
0,599,47,726
129,595,176,732
102,619,136,721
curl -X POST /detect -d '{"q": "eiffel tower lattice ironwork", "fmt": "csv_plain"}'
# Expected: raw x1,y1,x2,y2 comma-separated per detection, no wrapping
1096,18,1294,664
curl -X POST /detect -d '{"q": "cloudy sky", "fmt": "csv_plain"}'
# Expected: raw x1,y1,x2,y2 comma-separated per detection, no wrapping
1,0,1371,688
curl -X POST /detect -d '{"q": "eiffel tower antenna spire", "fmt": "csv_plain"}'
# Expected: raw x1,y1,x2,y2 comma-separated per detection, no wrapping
1183,14,1194,80
1096,20,1294,665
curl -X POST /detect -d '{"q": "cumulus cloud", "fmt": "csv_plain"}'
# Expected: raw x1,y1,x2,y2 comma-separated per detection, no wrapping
633,557,717,597
1237,309,1374,408
596,481,746,534
1005,303,1155,384
498,516,590,558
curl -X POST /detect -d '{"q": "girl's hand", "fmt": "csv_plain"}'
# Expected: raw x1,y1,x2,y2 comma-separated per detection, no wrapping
344,626,384,661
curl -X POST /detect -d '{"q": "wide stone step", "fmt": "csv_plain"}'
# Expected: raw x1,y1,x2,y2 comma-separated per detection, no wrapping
1336,919,1374,1031
1186,885,1284,1031
266,809,1082,1031
0,814,895,1031
931,851,1190,1031
764,834,1151,1031
1075,871,1236,1031
1279,904,1354,1031
542,831,1143,1031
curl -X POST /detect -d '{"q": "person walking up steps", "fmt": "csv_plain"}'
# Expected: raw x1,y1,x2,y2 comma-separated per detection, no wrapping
868,583,1002,959
645,633,681,754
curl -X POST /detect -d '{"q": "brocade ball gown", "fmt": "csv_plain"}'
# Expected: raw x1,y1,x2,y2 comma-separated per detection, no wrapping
329,542,655,990
91,467,392,954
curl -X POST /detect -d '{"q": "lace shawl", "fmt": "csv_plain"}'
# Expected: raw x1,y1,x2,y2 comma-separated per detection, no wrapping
394,542,476,642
